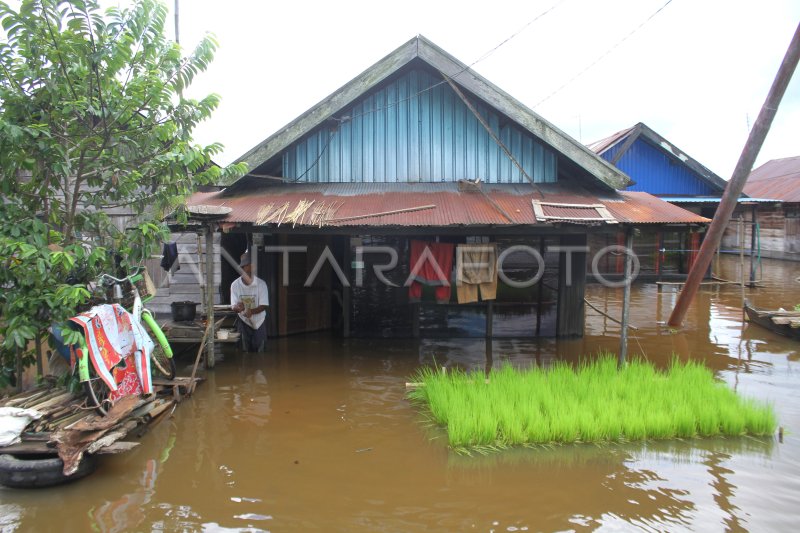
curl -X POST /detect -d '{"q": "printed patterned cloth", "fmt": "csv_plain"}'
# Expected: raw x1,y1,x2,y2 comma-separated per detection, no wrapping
69,304,153,397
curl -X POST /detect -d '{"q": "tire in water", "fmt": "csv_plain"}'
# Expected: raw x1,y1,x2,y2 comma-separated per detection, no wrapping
0,453,97,489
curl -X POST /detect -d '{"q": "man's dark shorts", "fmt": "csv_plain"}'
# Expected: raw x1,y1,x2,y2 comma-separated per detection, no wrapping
237,318,267,352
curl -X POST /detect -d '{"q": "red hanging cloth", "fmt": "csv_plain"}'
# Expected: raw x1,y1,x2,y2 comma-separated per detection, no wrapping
408,240,454,304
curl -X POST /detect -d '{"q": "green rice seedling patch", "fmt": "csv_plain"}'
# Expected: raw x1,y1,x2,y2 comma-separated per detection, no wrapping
406,354,777,451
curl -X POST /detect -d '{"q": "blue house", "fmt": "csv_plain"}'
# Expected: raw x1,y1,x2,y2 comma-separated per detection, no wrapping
589,122,730,218
588,122,760,277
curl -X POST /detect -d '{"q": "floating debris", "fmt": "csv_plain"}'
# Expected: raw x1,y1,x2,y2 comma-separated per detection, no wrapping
0,377,203,480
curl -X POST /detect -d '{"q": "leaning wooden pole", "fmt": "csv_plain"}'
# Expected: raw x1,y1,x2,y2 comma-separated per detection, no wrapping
668,22,800,328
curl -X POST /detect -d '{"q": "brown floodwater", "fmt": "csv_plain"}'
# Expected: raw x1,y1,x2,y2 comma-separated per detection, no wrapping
2,255,799,532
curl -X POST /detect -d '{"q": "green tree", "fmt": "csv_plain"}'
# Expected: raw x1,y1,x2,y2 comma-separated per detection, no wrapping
0,0,245,387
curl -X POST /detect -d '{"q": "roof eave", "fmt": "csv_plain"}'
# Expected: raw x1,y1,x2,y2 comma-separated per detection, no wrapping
635,122,732,194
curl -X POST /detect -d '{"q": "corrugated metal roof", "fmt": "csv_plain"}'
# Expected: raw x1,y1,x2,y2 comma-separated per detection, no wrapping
587,126,635,155
185,182,709,227
743,156,800,202
282,68,558,185
662,196,779,203
234,35,630,191
543,205,602,219
611,191,710,224
588,122,730,195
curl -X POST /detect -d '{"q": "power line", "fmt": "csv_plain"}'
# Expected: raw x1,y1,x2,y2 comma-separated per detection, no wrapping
333,0,566,125
466,0,567,70
288,128,338,182
286,1,567,181
533,0,674,109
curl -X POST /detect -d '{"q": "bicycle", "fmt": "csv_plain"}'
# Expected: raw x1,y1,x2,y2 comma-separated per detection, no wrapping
55,268,176,415
99,269,176,379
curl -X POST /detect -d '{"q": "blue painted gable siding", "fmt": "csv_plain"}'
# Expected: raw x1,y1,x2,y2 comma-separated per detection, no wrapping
283,69,557,183
601,138,715,195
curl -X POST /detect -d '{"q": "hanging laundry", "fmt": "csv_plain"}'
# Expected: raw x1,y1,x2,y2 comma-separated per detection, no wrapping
455,243,498,304
408,240,454,304
160,242,180,272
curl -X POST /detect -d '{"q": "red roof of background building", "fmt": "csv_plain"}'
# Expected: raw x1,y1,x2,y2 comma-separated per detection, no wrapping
743,156,800,202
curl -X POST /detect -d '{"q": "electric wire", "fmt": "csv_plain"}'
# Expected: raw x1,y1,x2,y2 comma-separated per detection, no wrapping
287,128,338,182
332,0,566,125
533,0,674,109
260,0,676,182
286,0,566,181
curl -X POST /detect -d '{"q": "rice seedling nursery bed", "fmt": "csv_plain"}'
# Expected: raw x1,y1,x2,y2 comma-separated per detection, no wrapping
407,356,777,451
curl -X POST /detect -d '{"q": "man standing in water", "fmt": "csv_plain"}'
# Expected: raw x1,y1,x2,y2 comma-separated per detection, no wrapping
231,251,269,352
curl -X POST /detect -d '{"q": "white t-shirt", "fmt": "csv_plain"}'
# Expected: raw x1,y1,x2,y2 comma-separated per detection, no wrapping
230,276,269,329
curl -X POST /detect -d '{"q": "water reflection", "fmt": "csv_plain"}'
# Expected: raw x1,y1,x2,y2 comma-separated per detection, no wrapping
0,504,22,531
90,458,160,532
89,424,178,532
443,437,774,532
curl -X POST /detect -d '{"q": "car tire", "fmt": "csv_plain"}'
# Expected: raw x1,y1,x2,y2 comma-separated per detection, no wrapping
0,453,97,489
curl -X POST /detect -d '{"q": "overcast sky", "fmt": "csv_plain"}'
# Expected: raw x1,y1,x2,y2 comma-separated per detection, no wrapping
107,1,800,179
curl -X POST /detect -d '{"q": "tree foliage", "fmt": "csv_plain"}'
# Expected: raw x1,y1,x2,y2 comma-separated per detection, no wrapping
0,0,246,386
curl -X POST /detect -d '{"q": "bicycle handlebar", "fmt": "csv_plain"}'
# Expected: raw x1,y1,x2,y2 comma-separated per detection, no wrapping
98,266,144,285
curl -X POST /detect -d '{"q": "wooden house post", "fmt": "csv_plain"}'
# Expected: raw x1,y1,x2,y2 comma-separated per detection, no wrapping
749,204,758,284
278,233,288,337
556,234,587,337
343,237,351,338
619,227,634,367
535,237,545,336
739,216,745,288
205,224,215,368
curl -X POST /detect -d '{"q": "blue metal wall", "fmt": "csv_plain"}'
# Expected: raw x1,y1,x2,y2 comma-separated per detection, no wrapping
283,69,557,183
602,138,715,195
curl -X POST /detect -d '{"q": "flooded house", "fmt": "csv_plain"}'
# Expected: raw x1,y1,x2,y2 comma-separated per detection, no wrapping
588,122,771,278
721,155,800,262
166,36,708,341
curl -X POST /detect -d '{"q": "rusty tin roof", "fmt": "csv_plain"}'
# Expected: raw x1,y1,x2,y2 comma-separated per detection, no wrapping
587,125,635,155
185,181,709,228
743,156,800,202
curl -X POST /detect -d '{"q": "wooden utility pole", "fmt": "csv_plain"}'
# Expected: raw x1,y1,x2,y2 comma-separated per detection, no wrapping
174,0,180,44
668,22,800,328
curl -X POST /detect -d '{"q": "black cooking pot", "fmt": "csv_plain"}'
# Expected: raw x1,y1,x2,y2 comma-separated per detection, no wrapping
171,301,198,322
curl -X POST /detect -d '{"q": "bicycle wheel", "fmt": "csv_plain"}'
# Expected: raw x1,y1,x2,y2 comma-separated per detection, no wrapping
83,370,111,416
150,344,177,380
